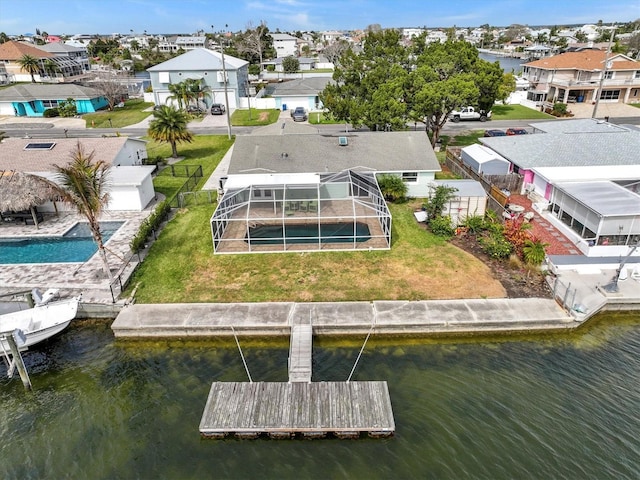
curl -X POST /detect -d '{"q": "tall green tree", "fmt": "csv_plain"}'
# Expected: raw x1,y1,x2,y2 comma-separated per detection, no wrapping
167,82,190,110
185,78,211,108
51,143,113,281
18,54,41,82
282,56,299,73
148,105,193,158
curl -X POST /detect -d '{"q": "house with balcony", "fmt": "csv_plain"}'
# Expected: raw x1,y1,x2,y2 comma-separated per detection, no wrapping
523,50,640,105
271,33,298,58
147,48,249,110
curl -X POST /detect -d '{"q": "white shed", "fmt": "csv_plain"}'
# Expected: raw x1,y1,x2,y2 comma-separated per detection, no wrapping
432,180,488,226
461,144,511,176
107,166,157,211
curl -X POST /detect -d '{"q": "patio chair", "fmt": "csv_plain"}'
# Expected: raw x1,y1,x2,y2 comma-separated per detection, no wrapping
284,201,293,216
299,201,308,212
308,200,318,213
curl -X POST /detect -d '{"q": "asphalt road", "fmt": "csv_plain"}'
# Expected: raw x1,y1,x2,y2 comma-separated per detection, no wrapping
1,116,638,139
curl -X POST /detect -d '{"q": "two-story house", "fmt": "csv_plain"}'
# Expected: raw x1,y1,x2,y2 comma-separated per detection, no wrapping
523,49,640,105
271,33,298,58
147,48,249,110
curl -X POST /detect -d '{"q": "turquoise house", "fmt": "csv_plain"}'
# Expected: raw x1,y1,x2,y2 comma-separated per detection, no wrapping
0,84,108,117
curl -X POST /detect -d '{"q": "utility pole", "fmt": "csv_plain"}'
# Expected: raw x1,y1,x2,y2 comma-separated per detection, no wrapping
220,26,232,140
592,24,616,119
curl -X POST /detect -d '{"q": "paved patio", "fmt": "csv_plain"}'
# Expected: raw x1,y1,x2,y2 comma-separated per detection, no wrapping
0,200,160,304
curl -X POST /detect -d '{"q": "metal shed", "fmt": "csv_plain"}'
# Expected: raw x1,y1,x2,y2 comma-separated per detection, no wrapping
460,144,511,176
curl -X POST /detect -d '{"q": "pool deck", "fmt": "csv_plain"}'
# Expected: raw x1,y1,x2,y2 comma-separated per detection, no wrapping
0,203,158,305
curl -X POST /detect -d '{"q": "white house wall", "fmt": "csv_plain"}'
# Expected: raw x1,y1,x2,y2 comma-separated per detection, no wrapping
113,141,147,166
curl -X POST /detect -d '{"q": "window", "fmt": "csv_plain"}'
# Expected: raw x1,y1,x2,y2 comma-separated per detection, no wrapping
603,71,614,80
42,100,59,107
402,172,418,183
634,70,640,79
599,89,620,100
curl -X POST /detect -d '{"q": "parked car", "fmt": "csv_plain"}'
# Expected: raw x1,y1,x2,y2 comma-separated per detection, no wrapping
448,106,492,122
484,129,507,137
506,128,528,135
186,105,204,114
211,103,226,115
291,107,308,122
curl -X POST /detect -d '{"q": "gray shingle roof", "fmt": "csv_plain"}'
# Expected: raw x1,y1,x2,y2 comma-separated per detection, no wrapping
265,77,332,97
530,118,631,134
0,83,103,101
480,131,640,169
147,48,248,71
228,131,440,175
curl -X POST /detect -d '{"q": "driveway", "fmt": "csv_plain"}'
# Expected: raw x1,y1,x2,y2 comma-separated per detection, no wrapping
566,102,640,119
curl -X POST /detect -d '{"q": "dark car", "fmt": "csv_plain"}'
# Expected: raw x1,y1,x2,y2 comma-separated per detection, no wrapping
186,105,204,114
210,103,226,115
291,107,308,122
484,129,507,137
506,128,528,135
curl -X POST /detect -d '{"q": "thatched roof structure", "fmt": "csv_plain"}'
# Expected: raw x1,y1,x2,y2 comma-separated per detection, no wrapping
0,170,59,213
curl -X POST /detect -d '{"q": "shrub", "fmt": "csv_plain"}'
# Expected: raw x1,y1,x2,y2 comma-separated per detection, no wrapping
429,215,455,238
552,102,567,115
377,174,407,202
523,237,549,265
43,108,59,117
423,185,457,222
462,214,487,234
478,232,513,259
248,64,260,75
130,200,172,253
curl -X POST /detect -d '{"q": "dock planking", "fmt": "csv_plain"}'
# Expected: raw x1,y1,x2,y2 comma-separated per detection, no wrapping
199,381,395,439
288,324,312,383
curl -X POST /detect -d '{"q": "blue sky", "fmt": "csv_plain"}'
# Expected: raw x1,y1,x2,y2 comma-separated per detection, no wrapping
0,0,638,35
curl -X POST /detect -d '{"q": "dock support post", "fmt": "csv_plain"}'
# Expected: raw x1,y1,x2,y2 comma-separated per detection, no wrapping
563,282,572,310
3,331,32,390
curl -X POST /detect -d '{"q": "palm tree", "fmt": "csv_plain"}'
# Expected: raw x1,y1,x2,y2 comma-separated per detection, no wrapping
148,105,193,158
185,78,211,108
51,143,113,281
18,54,41,82
43,59,59,79
167,82,189,110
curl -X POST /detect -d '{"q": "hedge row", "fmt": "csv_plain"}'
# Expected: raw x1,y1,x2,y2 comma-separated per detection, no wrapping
130,200,172,253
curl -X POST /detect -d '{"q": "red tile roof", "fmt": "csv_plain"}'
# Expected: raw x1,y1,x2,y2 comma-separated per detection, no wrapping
0,40,54,60
524,50,639,72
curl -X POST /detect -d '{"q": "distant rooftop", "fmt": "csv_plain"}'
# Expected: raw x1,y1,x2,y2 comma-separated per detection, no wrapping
529,118,631,134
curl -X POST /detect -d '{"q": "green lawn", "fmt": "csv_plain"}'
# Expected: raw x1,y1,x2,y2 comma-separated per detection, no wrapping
83,99,154,128
308,112,344,125
491,104,553,120
231,108,280,126
147,135,234,199
630,103,640,109
126,199,505,303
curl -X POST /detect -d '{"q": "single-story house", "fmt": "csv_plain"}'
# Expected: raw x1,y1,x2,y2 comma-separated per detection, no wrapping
0,137,155,211
262,77,332,112
147,48,249,110
0,83,109,117
261,57,319,72
211,129,440,254
460,144,511,176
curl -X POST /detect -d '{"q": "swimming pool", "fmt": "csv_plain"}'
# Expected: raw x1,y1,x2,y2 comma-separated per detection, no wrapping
246,222,371,245
0,221,124,264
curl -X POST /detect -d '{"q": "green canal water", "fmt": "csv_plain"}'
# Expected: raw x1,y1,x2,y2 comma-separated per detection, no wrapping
1,314,640,479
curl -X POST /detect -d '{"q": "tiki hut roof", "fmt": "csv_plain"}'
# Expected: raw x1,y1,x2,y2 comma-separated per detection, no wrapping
0,170,59,213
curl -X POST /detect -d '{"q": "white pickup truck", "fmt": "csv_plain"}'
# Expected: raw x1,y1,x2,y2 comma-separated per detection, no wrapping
448,106,491,122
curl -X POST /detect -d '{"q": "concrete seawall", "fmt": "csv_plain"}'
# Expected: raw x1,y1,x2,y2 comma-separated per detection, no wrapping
111,298,576,338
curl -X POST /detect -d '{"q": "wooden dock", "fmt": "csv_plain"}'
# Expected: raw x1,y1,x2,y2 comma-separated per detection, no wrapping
288,324,312,383
199,381,395,439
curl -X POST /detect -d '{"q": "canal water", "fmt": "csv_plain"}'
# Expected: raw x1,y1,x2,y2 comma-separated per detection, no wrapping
479,52,525,74
1,314,639,479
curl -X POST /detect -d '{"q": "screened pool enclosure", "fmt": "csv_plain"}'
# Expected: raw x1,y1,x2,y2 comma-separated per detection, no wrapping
211,170,391,254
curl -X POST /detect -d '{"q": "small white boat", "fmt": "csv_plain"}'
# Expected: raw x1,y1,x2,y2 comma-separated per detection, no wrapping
0,296,80,351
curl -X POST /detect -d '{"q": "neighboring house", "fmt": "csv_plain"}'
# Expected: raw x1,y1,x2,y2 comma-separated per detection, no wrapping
34,41,90,75
147,48,249,110
0,40,85,83
262,77,332,111
262,56,318,72
157,35,208,53
0,137,155,211
460,144,511,176
271,33,298,58
523,50,640,105
476,121,640,257
210,129,441,254
0,83,109,117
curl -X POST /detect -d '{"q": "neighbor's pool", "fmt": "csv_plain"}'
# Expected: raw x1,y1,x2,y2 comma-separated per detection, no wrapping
246,222,371,245
0,221,124,264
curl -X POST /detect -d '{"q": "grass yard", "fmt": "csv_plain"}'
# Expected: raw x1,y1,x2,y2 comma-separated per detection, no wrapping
491,104,553,120
231,108,280,126
308,112,344,124
83,99,153,128
146,135,234,199
127,199,505,304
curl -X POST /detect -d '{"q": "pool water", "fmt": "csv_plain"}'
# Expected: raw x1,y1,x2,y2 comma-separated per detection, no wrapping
247,222,371,245
0,221,124,264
